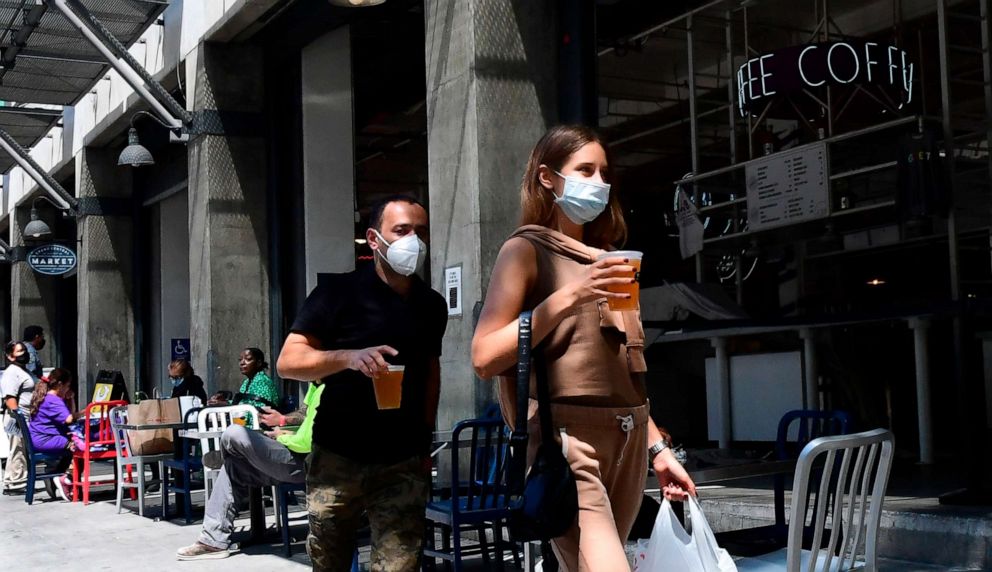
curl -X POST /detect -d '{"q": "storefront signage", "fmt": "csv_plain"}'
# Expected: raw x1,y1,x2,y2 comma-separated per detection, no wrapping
26,243,77,276
444,266,462,317
746,142,829,230
737,40,914,116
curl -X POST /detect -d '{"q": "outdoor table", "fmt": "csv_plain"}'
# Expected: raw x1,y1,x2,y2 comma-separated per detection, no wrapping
687,458,796,485
119,421,194,431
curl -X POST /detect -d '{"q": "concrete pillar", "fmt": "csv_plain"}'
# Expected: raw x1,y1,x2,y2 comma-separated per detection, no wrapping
187,42,269,395
425,0,557,429
302,26,355,290
909,317,934,464
75,146,136,403
799,327,819,410
711,337,732,448
11,205,57,368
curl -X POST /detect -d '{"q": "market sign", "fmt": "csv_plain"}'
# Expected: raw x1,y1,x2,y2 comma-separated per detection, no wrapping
737,40,914,117
27,243,77,276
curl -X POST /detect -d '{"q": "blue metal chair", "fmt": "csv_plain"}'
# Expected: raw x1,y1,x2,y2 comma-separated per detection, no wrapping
162,407,204,523
424,417,515,571
12,410,68,505
276,481,307,556
716,409,852,557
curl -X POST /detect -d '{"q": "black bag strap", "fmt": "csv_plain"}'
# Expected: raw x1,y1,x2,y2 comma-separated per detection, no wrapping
509,310,559,495
509,311,533,494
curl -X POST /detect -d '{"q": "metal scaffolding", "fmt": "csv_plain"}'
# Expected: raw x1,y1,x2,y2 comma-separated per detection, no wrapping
598,0,992,463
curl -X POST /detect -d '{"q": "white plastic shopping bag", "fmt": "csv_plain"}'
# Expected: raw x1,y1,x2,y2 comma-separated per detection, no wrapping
641,496,738,572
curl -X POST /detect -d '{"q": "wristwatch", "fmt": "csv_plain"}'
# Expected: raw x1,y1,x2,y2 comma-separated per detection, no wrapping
648,438,671,461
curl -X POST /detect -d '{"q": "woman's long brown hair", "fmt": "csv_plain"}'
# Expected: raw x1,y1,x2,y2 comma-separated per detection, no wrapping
28,368,74,419
519,124,627,249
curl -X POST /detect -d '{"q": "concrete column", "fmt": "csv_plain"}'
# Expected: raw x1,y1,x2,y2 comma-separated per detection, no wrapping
75,146,136,403
11,205,57,367
302,26,355,290
425,0,557,429
187,42,269,394
799,327,819,410
909,317,934,464
711,337,732,448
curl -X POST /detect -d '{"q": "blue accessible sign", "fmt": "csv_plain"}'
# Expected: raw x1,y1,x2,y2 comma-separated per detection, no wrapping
172,338,191,361
26,243,77,276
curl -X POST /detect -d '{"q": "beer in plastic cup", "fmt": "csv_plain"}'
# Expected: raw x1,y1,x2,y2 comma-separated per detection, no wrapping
595,250,643,311
372,365,404,410
232,416,247,427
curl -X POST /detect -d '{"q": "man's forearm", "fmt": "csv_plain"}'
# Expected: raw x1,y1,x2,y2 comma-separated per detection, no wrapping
278,346,352,381
283,405,307,426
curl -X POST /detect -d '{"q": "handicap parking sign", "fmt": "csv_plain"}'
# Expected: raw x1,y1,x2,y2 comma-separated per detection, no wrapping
172,338,190,361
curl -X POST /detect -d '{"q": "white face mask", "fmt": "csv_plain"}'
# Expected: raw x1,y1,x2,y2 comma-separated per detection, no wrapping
372,230,427,276
553,170,611,224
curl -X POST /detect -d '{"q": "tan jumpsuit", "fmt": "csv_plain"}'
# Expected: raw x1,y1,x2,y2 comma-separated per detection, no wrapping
498,225,651,572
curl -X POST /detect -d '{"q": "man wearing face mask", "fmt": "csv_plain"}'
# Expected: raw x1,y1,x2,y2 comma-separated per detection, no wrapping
2,341,37,493
277,195,447,571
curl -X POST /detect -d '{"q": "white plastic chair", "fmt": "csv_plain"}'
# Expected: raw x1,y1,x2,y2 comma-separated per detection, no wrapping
735,428,895,572
196,404,282,528
196,404,259,497
108,406,172,517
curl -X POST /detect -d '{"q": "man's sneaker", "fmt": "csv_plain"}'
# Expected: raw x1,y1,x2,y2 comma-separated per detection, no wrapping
52,475,70,501
202,450,225,470
176,542,230,561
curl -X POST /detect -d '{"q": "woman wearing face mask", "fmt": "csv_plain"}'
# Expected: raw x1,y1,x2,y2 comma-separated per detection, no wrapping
1,341,37,494
472,125,696,571
168,359,207,403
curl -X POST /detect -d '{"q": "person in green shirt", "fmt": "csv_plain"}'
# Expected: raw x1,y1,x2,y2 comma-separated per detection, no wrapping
176,382,324,561
233,347,281,412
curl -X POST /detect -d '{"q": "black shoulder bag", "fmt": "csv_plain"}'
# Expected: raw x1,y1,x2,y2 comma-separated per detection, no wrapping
507,311,579,541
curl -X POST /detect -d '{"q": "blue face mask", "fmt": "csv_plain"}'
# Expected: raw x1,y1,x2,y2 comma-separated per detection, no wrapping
553,171,611,224
169,376,184,387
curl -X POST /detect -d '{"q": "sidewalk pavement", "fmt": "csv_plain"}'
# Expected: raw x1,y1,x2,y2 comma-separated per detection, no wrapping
1,486,310,571
3,480,982,571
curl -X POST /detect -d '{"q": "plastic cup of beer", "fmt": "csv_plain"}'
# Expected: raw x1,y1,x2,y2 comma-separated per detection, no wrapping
372,365,404,410
595,250,643,311
232,416,247,427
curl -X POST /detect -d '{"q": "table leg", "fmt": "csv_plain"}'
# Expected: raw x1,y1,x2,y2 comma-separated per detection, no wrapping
249,487,266,542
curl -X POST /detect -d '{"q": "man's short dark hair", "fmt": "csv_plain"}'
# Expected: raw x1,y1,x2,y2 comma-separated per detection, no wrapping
368,195,424,232
23,325,43,342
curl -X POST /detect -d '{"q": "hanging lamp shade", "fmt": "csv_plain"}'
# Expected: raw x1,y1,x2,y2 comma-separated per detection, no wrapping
118,127,155,167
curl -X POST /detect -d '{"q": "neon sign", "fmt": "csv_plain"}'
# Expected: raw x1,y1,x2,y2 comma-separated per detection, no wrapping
737,41,914,117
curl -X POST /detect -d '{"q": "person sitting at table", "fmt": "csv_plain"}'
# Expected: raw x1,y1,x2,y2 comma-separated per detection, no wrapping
233,348,280,410
168,359,207,403
176,381,324,561
27,367,78,500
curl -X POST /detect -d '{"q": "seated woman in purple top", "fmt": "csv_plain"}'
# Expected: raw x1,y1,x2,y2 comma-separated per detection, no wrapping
28,368,78,500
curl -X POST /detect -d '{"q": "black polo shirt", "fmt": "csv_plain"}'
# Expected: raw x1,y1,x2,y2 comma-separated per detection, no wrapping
290,263,447,464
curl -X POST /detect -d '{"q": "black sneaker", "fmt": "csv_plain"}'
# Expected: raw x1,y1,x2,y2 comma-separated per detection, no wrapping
202,450,225,470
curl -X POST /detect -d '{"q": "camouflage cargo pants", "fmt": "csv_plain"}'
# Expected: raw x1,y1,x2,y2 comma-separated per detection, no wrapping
306,444,429,572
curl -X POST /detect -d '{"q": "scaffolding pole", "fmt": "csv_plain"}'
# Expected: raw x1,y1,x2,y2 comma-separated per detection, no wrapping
688,14,704,282
0,128,74,211
49,0,190,130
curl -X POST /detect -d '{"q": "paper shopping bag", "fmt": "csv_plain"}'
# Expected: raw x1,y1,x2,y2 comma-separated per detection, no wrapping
125,398,180,455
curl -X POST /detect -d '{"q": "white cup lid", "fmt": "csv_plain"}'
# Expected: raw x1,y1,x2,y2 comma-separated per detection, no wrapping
596,250,642,260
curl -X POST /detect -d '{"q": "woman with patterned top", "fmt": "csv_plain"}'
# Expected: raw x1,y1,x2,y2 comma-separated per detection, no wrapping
233,347,280,416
